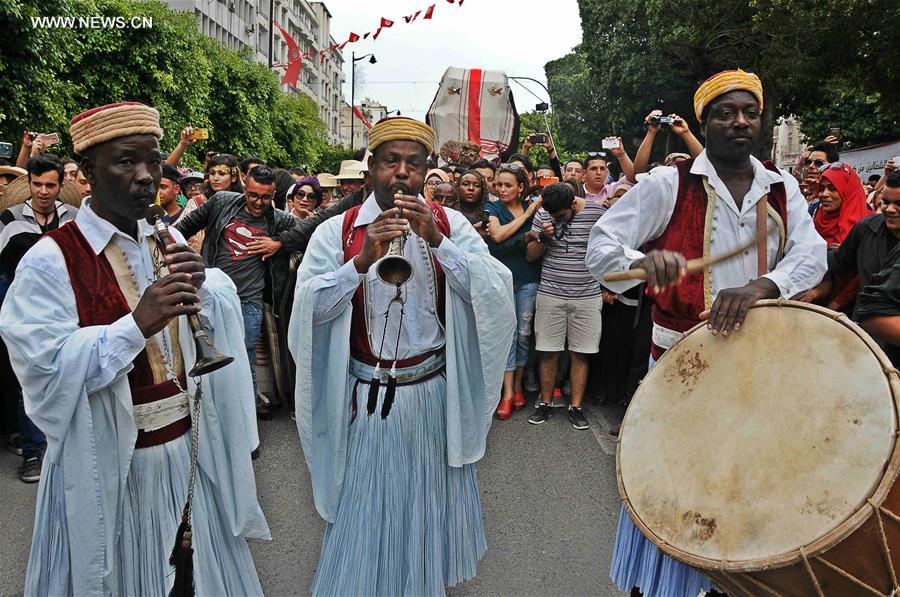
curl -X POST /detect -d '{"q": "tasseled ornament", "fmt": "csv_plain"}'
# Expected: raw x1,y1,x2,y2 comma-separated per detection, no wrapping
168,514,194,597
367,366,381,415
381,365,397,419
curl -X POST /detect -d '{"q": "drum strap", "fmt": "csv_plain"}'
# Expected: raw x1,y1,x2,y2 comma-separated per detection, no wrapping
756,195,768,277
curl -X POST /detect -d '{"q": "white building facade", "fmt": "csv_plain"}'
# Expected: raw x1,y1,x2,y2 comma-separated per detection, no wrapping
161,0,345,145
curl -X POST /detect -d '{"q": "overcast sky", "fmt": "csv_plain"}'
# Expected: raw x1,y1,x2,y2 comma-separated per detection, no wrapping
325,0,583,118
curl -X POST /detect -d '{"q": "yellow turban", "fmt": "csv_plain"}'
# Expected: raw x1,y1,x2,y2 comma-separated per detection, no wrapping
693,69,764,122
70,102,163,154
368,117,436,154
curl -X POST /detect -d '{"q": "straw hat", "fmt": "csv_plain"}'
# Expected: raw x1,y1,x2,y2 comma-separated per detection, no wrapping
0,174,83,212
336,160,366,181
0,166,26,179
316,172,339,188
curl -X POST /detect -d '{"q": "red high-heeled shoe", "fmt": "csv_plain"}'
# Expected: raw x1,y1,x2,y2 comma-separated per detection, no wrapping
496,397,513,420
512,390,526,411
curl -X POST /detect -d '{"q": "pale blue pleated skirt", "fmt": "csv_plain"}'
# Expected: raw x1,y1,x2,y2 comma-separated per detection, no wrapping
610,354,715,597
25,431,263,596
610,507,714,597
311,372,486,596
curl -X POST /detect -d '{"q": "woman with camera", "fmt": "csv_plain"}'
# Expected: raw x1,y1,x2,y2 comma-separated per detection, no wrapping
486,164,543,419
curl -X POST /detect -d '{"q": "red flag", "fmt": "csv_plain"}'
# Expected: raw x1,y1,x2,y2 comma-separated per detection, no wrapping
272,21,302,87
347,32,360,43
423,4,436,18
380,17,394,28
403,10,422,23
372,27,383,40
353,106,372,129
363,31,371,39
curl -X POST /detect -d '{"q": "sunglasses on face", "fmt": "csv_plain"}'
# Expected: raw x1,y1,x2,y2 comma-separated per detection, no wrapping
498,163,524,171
292,190,315,199
587,151,608,158
804,158,826,168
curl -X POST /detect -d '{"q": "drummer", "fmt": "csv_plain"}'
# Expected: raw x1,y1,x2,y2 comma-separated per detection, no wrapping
586,70,827,596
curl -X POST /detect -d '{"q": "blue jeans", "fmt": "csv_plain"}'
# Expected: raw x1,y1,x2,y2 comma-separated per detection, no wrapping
18,391,45,460
241,302,264,393
505,282,539,372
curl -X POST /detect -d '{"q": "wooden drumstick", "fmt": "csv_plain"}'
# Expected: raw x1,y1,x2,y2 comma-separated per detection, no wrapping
603,239,755,282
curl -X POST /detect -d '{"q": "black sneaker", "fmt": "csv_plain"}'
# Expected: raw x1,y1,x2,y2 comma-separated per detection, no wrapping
568,406,589,430
5,433,22,456
19,457,41,483
528,403,553,425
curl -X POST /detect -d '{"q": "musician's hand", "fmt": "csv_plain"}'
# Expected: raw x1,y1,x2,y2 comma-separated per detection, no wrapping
247,236,282,260
354,208,408,274
133,273,201,338
636,250,688,293
699,278,779,337
794,279,832,304
393,194,443,247
164,242,206,290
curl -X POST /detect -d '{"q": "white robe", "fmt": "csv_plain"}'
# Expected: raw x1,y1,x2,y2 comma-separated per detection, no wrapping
288,195,515,522
0,203,269,595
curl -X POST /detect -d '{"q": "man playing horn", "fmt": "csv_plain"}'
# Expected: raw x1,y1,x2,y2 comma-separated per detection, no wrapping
290,116,515,595
0,102,268,595
586,71,827,595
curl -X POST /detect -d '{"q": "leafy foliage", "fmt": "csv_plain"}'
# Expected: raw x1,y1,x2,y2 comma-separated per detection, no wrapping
0,0,331,169
552,0,899,162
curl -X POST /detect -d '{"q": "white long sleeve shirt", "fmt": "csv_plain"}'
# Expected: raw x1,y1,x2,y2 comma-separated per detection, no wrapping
1,200,213,394
305,193,476,361
587,151,827,301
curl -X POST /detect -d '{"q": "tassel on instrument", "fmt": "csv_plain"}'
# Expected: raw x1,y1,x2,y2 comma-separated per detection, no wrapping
381,365,397,419
168,514,194,597
367,366,381,415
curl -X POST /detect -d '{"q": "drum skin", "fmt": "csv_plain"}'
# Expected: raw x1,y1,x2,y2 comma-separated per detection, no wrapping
618,301,900,596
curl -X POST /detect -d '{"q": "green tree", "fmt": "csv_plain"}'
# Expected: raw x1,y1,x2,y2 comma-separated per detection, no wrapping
0,0,331,168
563,0,899,161
314,144,356,176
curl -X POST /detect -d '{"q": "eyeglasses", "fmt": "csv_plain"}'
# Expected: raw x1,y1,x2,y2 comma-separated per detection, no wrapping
425,179,441,187
804,158,827,168
818,161,854,175
246,191,273,202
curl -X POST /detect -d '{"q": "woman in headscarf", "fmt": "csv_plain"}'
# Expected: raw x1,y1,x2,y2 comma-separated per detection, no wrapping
803,162,872,312
423,168,450,202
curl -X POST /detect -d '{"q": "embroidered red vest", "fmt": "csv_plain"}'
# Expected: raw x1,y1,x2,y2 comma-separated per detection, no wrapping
644,159,788,359
46,222,189,447
341,201,451,365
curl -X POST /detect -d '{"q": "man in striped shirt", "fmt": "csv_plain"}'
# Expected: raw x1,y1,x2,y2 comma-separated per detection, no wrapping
524,182,606,429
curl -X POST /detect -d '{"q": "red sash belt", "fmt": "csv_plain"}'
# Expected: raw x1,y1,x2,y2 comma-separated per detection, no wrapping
134,374,191,449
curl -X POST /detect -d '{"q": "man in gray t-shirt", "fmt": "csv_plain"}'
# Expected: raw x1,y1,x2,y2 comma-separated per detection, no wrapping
214,208,268,308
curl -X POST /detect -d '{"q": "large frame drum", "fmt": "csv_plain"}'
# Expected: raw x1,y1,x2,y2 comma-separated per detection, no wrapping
618,300,900,596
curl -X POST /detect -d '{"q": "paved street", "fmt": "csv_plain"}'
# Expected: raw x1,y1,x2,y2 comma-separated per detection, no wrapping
0,401,623,596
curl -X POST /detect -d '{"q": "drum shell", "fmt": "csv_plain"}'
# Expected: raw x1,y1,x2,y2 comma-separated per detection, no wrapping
617,300,900,596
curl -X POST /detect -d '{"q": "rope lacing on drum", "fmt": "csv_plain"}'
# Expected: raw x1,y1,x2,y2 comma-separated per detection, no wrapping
799,548,826,597
869,498,900,594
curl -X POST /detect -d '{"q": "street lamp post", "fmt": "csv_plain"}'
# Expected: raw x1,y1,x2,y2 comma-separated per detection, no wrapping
351,52,376,150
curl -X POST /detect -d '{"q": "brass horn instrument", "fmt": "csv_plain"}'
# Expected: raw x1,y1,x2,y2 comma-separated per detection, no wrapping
145,205,234,377
375,210,413,286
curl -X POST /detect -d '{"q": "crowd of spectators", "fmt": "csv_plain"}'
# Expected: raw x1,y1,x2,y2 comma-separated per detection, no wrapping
1,113,898,484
